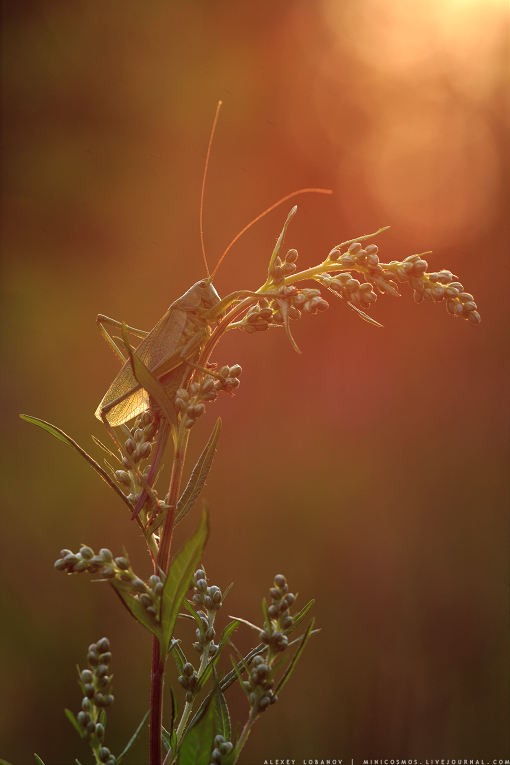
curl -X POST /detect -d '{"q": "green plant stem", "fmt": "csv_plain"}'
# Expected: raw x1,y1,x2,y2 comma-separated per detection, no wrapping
232,708,258,763
157,426,190,573
175,699,193,743
149,425,190,765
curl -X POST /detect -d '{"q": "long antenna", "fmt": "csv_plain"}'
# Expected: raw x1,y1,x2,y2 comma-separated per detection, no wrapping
200,100,222,278
211,187,333,278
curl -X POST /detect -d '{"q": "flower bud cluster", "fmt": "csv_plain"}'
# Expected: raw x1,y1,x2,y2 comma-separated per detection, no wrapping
270,248,299,287
270,285,329,325
320,272,377,309
178,661,200,704
54,548,163,625
209,734,234,765
259,574,294,653
190,568,221,658
243,299,273,334
383,253,481,323
291,288,329,315
175,366,242,429
113,411,159,505
76,638,115,765
243,654,277,714
327,242,480,324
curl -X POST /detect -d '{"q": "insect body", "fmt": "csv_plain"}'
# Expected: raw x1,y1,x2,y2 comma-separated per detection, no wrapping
95,279,221,427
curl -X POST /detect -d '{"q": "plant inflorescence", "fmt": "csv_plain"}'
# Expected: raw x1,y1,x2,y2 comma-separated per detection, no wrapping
22,194,479,765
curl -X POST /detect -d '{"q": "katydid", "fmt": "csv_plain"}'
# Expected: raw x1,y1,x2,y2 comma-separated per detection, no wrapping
94,279,222,427
94,102,332,520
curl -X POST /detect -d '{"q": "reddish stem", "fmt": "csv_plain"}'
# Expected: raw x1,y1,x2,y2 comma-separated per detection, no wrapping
149,429,189,765
149,637,164,765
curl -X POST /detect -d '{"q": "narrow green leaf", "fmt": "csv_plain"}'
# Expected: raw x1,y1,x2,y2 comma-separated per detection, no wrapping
33,757,45,765
227,615,260,633
116,709,149,764
0,759,14,765
121,323,178,430
267,206,297,279
288,627,321,647
175,418,222,526
160,507,209,654
345,300,384,327
275,618,315,695
318,283,384,328
182,598,206,635
216,620,239,655
177,688,216,765
261,598,272,633
222,582,234,601
169,640,187,675
196,620,240,691
188,644,266,729
290,599,315,631
213,670,231,742
230,656,250,699
277,299,301,354
19,415,134,513
333,225,390,250
162,726,172,753
64,708,83,738
109,581,162,641
370,276,400,297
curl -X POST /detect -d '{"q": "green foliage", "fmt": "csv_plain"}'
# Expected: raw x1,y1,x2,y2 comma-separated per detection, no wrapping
160,508,209,654
177,686,217,765
175,418,222,525
25,196,480,764
19,415,133,513
116,710,149,764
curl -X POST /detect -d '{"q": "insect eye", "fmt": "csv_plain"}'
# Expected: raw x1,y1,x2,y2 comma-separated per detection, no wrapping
197,281,206,288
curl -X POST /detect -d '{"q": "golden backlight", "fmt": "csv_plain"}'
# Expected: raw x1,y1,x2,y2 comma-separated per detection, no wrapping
316,0,506,244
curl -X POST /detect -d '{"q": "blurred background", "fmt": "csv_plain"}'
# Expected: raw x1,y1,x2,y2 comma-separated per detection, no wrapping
1,0,508,762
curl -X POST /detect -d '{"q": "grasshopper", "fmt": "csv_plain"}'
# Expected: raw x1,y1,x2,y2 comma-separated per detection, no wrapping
94,103,331,519
94,279,223,428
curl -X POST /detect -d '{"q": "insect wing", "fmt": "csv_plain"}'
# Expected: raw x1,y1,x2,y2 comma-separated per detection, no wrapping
95,307,187,426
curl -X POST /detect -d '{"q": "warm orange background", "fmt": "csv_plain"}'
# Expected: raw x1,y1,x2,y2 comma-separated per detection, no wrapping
2,1,509,763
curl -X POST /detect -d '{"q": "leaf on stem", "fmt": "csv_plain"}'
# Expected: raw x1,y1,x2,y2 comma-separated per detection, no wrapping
267,206,297,281
169,640,187,675
120,323,178,431
196,620,240,691
332,226,390,250
175,418,222,526
229,655,251,700
160,507,209,655
274,618,315,696
19,415,134,514
277,299,301,354
213,668,231,743
116,709,149,764
176,684,216,765
162,687,177,755
344,300,384,327
188,644,266,729
289,599,315,631
109,581,162,640
64,708,83,738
